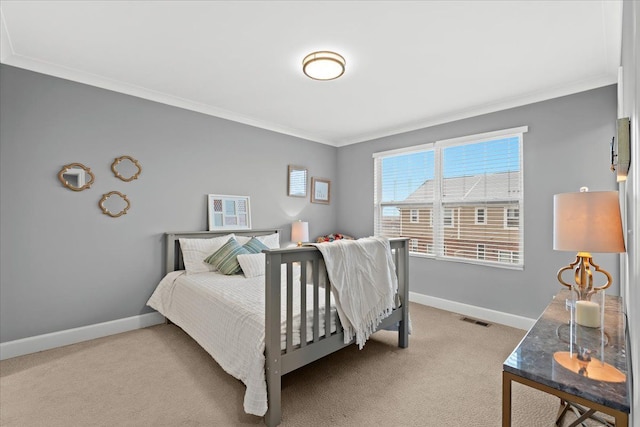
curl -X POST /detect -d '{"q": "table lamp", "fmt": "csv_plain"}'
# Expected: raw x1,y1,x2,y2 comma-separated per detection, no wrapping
553,188,626,327
291,220,309,247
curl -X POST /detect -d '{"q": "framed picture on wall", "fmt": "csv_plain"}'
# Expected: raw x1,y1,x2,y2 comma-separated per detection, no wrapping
208,194,251,230
287,165,307,197
311,178,330,204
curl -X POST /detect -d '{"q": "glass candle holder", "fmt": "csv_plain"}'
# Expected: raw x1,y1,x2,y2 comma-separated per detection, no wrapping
572,286,605,329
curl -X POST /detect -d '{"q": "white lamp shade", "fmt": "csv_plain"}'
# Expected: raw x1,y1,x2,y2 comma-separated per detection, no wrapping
291,221,309,244
553,191,625,253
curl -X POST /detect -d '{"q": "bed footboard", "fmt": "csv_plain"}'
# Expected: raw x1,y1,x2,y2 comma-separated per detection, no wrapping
263,238,409,427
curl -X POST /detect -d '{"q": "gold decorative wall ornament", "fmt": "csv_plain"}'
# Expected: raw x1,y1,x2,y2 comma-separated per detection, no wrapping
99,191,131,218
111,156,142,182
58,163,95,191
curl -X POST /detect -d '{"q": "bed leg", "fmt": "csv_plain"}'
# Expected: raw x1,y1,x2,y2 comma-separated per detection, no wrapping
397,238,409,349
398,308,409,349
264,370,281,427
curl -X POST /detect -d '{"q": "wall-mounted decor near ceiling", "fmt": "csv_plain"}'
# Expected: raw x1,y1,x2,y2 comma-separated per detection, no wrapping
208,194,251,230
287,165,307,197
611,117,631,182
99,191,130,218
311,177,331,204
58,163,95,191
111,155,142,182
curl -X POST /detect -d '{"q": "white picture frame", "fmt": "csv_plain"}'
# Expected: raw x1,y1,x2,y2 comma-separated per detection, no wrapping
207,194,251,230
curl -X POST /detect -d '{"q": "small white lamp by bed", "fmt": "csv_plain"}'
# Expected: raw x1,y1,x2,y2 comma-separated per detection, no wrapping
553,187,626,327
291,220,309,247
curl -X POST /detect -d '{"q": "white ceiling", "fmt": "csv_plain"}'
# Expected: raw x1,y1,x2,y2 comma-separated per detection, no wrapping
0,1,622,147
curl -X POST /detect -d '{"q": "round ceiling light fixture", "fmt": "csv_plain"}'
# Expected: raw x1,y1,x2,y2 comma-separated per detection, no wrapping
302,51,346,81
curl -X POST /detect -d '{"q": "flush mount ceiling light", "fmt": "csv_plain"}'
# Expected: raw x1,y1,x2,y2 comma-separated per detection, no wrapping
302,51,346,81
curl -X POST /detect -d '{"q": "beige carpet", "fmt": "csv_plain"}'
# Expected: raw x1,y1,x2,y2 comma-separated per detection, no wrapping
1,303,602,426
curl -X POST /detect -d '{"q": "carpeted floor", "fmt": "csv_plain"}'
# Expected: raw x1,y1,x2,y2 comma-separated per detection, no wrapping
0,303,601,426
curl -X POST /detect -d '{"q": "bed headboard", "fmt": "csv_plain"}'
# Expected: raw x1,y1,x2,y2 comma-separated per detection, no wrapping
164,229,280,275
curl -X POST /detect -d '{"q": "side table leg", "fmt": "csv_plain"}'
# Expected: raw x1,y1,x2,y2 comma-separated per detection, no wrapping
502,371,512,427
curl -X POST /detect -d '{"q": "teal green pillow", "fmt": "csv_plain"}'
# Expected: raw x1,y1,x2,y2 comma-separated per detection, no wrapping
204,238,249,275
243,237,269,254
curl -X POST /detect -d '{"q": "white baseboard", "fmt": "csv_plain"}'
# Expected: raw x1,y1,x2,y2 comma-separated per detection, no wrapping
409,291,536,331
1,297,533,361
0,312,165,361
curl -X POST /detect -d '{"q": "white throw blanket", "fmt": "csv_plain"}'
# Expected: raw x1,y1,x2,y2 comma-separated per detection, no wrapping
311,236,397,349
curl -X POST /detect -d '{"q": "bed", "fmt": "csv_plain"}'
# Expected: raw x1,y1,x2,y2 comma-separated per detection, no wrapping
147,229,409,426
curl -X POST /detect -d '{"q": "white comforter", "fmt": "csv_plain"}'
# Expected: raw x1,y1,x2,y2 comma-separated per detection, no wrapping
146,268,336,417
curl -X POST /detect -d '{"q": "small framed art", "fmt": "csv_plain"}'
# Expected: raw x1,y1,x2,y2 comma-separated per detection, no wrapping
287,165,307,197
208,194,251,230
311,178,330,204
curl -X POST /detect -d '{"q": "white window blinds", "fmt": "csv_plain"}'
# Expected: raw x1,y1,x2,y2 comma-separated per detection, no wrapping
374,126,526,268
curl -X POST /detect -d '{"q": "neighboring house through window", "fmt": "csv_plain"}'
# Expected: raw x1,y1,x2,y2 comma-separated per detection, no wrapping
373,126,526,268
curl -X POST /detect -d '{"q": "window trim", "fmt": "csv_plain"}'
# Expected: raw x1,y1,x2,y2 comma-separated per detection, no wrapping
477,244,486,260
475,207,486,225
504,207,520,229
443,207,455,228
410,209,419,223
374,126,526,269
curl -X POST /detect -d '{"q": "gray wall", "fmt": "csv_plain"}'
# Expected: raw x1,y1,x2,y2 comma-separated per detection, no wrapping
0,64,621,342
0,64,338,342
336,85,619,319
620,0,639,422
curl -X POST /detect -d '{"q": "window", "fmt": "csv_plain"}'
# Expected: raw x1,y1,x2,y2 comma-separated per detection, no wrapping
505,207,519,228
374,126,526,268
475,207,486,225
477,244,486,260
498,250,519,264
443,208,455,227
410,239,419,252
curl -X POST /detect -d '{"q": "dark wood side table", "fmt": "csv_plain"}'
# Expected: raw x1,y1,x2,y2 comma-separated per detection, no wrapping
502,290,630,426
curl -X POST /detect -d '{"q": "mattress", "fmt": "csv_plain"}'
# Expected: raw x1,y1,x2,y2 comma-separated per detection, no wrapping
146,266,337,417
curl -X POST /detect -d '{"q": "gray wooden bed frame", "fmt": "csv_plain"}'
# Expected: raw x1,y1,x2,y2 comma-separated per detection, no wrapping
164,229,410,427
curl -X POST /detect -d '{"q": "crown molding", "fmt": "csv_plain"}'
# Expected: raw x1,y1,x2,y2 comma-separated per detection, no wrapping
334,74,617,147
0,50,338,146
1,49,616,149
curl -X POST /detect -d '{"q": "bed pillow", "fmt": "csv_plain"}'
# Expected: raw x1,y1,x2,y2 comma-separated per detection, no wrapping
236,232,280,249
179,234,234,274
243,237,269,254
237,253,266,278
204,237,250,275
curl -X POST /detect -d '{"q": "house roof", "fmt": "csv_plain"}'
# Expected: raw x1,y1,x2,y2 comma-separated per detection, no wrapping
404,171,521,204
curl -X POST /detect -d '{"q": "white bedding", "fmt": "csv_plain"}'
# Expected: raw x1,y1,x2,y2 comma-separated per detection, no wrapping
146,267,337,417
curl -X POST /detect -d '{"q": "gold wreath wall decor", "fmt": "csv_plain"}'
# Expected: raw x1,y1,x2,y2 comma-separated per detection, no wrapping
111,156,142,182
58,163,95,191
99,191,131,218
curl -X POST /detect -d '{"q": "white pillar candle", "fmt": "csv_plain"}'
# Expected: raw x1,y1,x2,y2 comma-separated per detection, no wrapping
576,300,600,328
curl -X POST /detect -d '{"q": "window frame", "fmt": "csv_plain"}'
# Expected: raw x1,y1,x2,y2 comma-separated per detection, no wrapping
477,244,486,260
410,209,419,223
504,207,520,229
373,126,526,269
443,207,455,228
475,207,487,225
